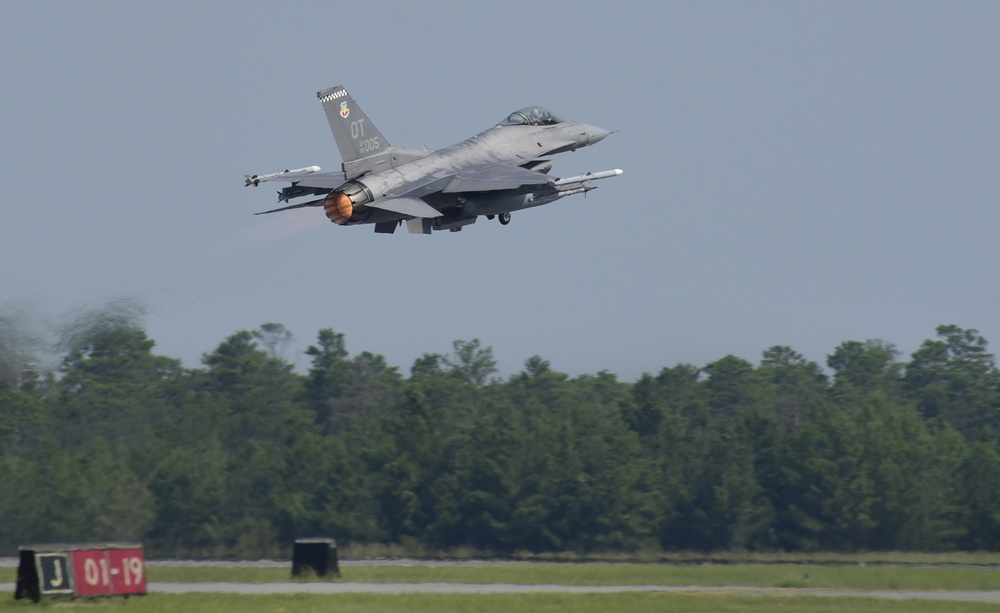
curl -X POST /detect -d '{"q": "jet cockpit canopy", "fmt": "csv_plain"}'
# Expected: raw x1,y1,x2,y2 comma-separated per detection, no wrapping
500,106,562,126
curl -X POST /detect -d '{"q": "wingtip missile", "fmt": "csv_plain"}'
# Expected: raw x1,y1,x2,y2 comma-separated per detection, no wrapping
552,168,623,187
244,165,322,187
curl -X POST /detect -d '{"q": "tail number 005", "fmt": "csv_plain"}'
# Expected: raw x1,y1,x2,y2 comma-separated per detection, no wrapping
351,119,380,153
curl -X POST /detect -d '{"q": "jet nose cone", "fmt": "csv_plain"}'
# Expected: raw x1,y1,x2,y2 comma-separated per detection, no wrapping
584,124,611,145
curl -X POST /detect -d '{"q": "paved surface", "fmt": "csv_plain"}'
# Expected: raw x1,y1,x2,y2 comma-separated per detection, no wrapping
148,583,1000,602
5,558,1000,602
2,581,1000,602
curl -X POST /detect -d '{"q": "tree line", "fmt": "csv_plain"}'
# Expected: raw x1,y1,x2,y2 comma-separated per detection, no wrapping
1,306,999,557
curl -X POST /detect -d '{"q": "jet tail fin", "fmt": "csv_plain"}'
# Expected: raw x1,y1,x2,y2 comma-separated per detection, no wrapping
318,86,390,162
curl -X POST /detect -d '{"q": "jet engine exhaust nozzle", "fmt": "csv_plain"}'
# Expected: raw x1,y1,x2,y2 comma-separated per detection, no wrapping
324,192,354,225
323,181,374,225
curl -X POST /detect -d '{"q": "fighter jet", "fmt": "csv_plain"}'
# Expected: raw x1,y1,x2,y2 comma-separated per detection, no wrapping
245,85,622,233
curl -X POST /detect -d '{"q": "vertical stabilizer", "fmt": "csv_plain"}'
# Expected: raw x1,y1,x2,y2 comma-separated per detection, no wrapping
317,86,390,162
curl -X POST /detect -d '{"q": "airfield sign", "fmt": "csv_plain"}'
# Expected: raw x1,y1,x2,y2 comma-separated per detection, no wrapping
15,543,146,601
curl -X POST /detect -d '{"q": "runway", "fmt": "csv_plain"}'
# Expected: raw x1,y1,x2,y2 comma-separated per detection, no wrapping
5,558,1000,602
4,581,1000,602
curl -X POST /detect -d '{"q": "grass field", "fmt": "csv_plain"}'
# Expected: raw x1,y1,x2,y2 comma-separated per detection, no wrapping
138,562,1000,591
1,593,1000,613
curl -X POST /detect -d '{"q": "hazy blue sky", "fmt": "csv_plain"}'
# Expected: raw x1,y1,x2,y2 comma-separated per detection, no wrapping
2,2,998,379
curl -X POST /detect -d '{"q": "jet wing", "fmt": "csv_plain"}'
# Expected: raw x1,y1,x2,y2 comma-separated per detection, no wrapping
441,164,554,193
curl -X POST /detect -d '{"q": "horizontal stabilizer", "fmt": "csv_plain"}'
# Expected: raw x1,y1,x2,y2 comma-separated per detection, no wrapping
254,199,324,215
291,171,346,189
370,197,442,218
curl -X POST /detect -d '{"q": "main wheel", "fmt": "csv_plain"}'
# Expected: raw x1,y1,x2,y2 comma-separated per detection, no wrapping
498,212,511,225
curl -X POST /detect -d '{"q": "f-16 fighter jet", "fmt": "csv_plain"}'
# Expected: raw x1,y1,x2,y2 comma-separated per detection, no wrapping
245,86,621,233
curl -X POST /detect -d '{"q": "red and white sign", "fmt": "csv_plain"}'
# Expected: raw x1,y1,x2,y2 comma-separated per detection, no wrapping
70,547,146,596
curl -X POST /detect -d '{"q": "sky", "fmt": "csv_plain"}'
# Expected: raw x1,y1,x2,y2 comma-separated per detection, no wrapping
2,1,998,380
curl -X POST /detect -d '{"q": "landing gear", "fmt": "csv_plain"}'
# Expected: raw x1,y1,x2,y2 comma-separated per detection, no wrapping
498,212,511,225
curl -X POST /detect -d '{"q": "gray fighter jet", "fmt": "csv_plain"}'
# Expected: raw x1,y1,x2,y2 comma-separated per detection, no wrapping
245,86,621,233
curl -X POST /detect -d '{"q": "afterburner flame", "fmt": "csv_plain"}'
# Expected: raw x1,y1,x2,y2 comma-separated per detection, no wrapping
324,192,353,224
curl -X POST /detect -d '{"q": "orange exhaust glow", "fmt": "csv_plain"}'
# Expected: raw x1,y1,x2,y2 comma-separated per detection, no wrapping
324,192,353,224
